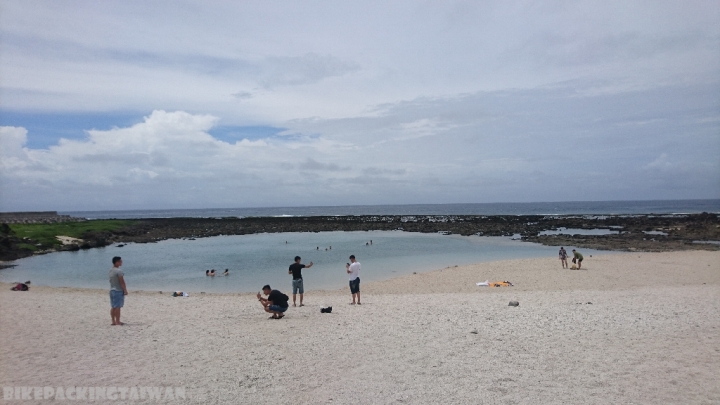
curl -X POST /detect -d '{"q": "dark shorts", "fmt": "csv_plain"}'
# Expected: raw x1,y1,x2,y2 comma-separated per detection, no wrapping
268,305,288,313
578,258,583,262
110,290,125,308
349,277,360,294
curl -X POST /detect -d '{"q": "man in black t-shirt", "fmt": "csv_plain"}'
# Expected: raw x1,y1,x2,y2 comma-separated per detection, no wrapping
257,285,289,319
288,256,313,307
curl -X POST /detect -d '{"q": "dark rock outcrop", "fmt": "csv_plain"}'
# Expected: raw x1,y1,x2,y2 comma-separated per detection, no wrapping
2,212,718,262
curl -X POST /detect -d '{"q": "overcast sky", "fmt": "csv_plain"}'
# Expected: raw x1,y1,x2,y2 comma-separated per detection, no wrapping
1,1,718,211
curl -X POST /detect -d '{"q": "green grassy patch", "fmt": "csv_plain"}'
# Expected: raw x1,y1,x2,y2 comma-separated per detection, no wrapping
16,243,39,251
9,220,136,246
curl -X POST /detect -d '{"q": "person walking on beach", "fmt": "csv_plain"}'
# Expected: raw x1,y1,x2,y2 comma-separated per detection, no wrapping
346,255,361,305
559,247,569,269
109,256,128,326
257,285,289,319
572,249,584,269
288,256,313,307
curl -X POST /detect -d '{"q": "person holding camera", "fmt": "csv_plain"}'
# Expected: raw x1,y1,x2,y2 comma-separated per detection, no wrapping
257,285,289,319
346,255,361,305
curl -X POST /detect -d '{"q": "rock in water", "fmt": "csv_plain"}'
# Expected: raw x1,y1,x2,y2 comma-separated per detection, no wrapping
508,301,519,307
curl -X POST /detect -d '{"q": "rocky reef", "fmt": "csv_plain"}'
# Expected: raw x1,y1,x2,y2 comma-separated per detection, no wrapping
75,212,720,251
1,212,718,262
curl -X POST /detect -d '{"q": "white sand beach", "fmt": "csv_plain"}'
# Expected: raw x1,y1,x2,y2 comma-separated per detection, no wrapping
1,251,719,404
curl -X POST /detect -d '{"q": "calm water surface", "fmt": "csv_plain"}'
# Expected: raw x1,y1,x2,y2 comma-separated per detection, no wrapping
1,231,605,293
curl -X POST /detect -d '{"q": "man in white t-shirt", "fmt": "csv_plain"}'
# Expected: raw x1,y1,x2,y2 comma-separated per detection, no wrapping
346,255,361,305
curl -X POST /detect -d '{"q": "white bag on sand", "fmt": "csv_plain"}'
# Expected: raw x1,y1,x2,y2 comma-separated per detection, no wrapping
476,280,489,287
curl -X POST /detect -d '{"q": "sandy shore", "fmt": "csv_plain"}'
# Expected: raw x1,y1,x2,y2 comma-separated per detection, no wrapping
1,251,719,404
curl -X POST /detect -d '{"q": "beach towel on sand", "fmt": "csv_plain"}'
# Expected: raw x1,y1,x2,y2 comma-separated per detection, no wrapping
476,281,514,287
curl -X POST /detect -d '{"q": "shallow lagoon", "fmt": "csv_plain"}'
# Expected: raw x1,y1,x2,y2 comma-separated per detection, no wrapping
0,231,603,293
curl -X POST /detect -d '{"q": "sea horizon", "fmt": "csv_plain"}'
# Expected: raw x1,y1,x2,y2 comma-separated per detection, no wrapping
60,198,720,220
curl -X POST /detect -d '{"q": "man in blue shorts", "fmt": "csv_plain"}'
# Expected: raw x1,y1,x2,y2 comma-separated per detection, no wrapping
109,256,128,326
257,285,289,319
288,256,313,307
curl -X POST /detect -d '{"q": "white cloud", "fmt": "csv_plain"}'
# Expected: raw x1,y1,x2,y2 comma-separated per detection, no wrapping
644,153,674,171
0,1,719,209
2,1,718,124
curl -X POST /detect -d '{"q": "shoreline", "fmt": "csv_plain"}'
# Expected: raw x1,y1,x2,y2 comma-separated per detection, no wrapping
1,251,718,404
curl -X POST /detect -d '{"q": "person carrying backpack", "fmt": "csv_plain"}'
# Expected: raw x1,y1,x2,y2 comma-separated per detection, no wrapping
256,284,289,319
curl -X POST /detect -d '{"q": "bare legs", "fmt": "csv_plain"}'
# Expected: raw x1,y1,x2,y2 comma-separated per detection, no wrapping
351,292,361,305
110,308,122,325
292,293,305,307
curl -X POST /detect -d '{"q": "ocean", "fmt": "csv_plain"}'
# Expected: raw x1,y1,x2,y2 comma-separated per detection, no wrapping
61,199,720,220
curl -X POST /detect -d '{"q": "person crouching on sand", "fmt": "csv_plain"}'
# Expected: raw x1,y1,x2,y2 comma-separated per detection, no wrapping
257,285,289,319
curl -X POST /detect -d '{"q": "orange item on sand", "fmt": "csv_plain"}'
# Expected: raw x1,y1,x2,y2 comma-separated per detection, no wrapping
489,281,513,288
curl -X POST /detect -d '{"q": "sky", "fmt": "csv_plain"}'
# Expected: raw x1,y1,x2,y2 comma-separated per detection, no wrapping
1,1,719,211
